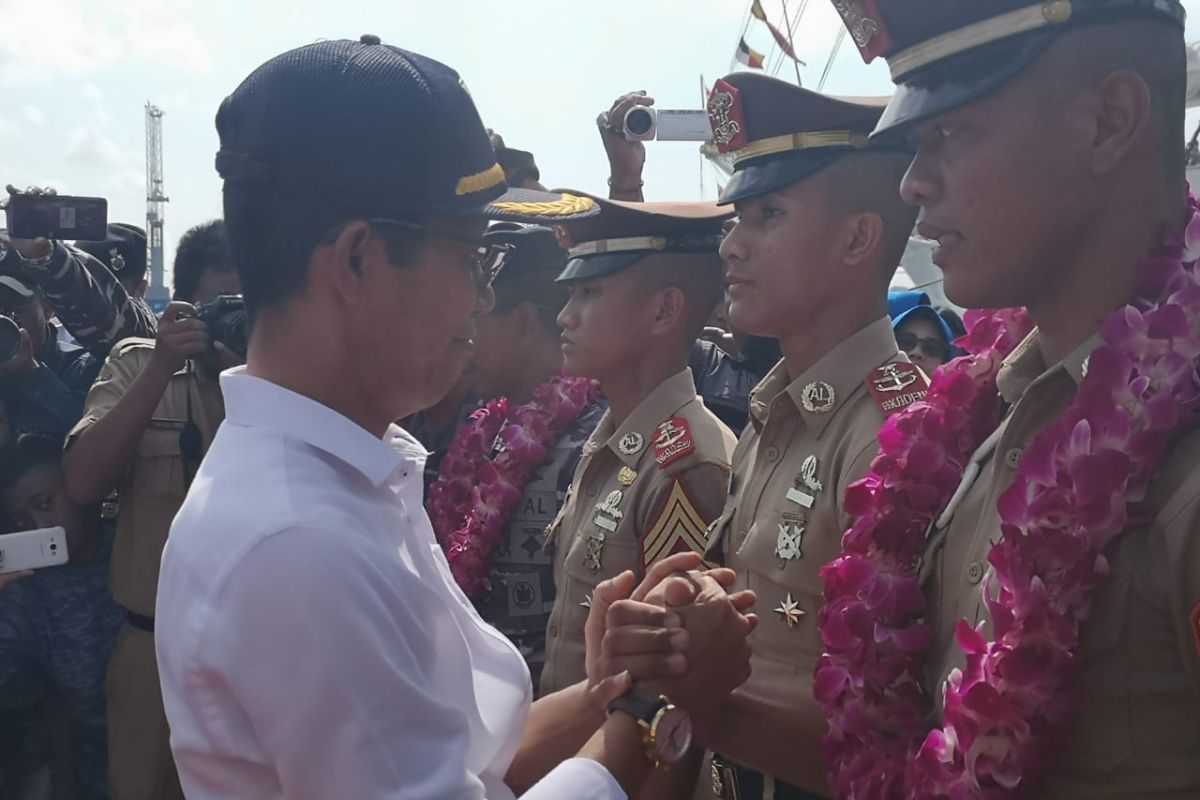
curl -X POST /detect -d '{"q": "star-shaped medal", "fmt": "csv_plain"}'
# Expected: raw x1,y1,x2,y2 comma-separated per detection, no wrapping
774,593,804,628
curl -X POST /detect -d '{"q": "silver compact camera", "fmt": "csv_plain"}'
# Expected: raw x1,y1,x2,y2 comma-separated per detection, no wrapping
622,108,712,142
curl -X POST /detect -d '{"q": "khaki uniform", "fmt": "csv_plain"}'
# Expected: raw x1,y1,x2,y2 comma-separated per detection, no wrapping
925,331,1200,798
539,368,736,695
67,338,225,800
705,318,924,799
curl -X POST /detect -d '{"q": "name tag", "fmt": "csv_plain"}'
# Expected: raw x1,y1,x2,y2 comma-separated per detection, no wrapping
786,487,815,509
594,515,618,532
147,417,187,432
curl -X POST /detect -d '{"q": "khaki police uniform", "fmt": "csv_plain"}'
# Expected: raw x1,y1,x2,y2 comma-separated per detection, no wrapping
705,319,926,800
66,338,224,800
540,368,735,695
923,332,1200,798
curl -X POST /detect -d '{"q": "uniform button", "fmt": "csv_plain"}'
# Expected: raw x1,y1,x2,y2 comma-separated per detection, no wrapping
765,446,780,463
1004,448,1024,469
967,561,985,585
549,623,559,637
586,484,599,498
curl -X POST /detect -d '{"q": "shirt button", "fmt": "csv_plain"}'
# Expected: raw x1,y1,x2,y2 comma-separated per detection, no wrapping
1004,448,1024,469
764,446,780,463
586,484,599,498
967,561,985,585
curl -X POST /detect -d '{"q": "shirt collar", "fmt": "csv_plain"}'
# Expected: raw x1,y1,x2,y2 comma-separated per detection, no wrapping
600,368,698,467
220,368,427,491
996,329,1100,406
750,316,902,437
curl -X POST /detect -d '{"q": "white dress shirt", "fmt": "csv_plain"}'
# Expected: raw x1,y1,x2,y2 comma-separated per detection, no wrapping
155,369,625,800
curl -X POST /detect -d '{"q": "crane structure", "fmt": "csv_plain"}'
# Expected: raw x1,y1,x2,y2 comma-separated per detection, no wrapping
145,103,170,312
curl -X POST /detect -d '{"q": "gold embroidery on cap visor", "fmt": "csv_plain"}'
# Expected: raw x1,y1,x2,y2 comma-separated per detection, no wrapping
488,193,597,217
730,130,870,166
887,1,1073,81
455,163,505,196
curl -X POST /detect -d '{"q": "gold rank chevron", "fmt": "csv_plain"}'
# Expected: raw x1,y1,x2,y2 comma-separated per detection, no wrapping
642,480,711,569
489,193,597,217
455,163,505,196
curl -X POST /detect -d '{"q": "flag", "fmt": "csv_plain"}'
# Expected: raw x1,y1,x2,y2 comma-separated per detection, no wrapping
735,37,765,69
749,0,803,63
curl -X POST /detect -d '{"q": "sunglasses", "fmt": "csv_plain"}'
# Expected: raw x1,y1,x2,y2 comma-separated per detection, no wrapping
895,330,950,361
366,218,513,289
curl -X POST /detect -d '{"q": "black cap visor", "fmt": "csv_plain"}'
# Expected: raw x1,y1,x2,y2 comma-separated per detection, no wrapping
872,28,1059,138
556,252,648,283
719,149,853,206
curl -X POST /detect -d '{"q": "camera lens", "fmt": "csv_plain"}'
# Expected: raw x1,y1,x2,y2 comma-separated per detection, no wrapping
50,543,57,551
0,315,20,364
625,108,654,137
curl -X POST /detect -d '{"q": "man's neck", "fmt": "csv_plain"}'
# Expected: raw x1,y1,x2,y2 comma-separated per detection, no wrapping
600,356,684,427
1030,190,1183,367
778,295,886,381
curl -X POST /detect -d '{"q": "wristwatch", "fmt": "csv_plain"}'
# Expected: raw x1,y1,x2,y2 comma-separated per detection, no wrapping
608,686,693,768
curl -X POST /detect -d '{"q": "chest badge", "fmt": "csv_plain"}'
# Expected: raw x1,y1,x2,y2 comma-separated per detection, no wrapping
618,466,638,487
801,381,836,414
774,593,805,628
618,432,645,456
775,516,806,562
785,455,823,510
584,490,625,573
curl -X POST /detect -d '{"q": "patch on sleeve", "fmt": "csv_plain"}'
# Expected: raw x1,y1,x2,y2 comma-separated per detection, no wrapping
1191,602,1200,661
641,479,712,571
653,417,695,468
866,362,930,416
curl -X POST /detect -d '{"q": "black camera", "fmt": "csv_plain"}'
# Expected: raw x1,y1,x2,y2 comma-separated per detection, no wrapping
193,295,248,358
0,314,19,364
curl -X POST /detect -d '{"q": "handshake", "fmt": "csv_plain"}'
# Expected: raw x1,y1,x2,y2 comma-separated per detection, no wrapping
584,551,758,744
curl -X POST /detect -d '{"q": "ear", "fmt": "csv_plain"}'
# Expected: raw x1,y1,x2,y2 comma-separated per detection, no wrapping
1089,70,1151,176
840,212,884,269
312,221,373,305
649,286,685,336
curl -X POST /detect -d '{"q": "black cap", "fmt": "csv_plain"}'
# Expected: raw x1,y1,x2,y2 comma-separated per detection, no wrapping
484,224,565,283
551,193,733,282
707,73,899,205
0,238,36,300
831,0,1186,136
74,223,148,283
215,35,597,222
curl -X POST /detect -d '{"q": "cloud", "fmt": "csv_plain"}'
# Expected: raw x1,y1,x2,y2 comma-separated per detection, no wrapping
63,127,136,172
0,0,214,84
22,104,44,125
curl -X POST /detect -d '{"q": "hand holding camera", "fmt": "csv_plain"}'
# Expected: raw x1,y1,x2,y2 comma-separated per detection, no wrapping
151,302,211,377
598,91,654,192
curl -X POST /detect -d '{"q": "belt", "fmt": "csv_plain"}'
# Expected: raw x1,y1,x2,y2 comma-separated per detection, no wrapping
125,610,155,633
709,754,827,800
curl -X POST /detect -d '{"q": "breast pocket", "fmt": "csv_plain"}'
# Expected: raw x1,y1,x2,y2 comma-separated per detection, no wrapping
134,428,188,500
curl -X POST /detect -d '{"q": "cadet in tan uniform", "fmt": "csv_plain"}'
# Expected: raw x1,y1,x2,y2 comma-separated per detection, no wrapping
824,0,1200,797
697,76,922,799
61,229,242,800
540,198,738,697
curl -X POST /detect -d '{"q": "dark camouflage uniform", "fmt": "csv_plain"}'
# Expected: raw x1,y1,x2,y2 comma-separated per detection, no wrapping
474,400,606,693
28,243,157,358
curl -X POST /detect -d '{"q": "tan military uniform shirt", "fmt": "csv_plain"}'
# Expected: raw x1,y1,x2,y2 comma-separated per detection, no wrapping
708,318,920,755
926,330,1200,798
540,368,736,695
66,339,225,618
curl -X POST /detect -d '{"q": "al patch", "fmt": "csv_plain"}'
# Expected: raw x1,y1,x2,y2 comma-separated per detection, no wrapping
867,362,929,416
653,417,695,468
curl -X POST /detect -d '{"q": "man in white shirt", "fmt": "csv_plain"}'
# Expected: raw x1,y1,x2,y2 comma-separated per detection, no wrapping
156,35,758,800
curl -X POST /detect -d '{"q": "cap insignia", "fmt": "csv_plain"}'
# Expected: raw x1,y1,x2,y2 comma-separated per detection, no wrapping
708,79,747,154
489,193,596,217
831,0,892,62
109,246,126,273
455,163,505,196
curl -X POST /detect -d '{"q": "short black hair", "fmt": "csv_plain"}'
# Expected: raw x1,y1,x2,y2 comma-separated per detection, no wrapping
0,434,62,498
173,220,235,303
222,184,424,321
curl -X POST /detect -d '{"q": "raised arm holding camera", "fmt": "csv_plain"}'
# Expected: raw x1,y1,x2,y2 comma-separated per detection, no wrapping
60,219,241,800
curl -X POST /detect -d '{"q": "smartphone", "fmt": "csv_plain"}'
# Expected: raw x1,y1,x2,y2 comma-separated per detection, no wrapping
6,194,108,241
0,526,69,573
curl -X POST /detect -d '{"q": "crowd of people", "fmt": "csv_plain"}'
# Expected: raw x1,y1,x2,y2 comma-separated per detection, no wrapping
1,0,1198,798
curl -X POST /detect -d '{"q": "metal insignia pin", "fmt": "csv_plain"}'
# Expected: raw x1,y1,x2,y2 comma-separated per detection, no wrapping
618,467,638,487
774,593,804,628
618,432,645,456
786,455,822,509
801,381,836,414
775,519,805,562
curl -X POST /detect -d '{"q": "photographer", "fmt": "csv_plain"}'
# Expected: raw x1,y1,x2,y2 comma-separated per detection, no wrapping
4,188,157,358
61,219,241,800
0,258,100,441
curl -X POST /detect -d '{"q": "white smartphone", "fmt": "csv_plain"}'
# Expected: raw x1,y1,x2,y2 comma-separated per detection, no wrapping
0,527,69,574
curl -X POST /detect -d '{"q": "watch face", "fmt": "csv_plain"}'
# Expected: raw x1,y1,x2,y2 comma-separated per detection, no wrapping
651,705,693,764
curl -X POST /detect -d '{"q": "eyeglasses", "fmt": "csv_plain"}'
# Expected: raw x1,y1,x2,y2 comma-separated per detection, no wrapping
895,330,950,362
366,218,513,288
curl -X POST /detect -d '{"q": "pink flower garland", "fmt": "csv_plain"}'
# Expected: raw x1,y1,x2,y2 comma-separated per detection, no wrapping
427,374,600,597
816,194,1200,799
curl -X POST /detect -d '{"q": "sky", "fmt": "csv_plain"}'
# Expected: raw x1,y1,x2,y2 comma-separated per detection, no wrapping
1,0,1198,293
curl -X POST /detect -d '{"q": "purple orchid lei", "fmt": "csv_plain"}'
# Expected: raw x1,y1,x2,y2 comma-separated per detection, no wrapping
427,374,601,597
816,194,1200,799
